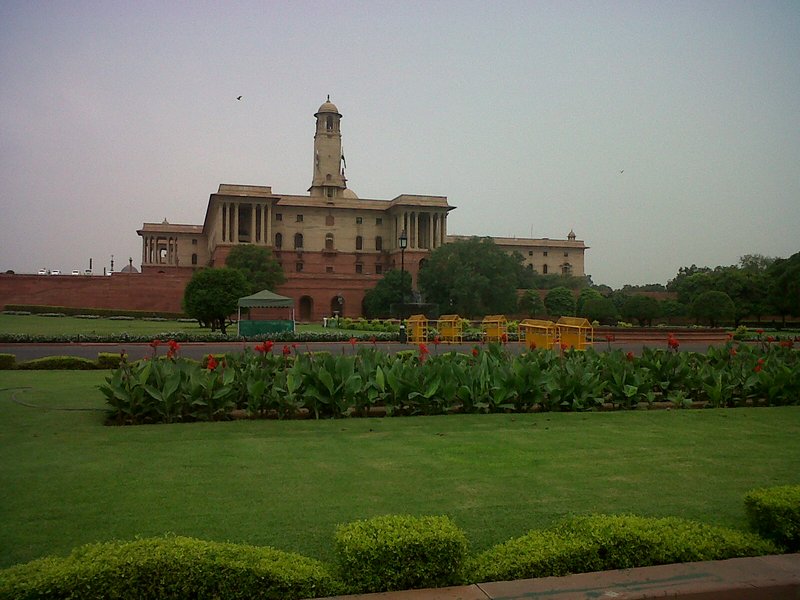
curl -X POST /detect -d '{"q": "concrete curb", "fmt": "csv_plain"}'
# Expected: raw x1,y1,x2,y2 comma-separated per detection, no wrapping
315,553,800,600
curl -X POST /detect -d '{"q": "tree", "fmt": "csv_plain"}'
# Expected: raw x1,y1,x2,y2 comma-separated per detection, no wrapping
417,237,525,317
544,287,576,318
767,251,800,325
691,290,736,327
518,289,545,317
621,295,661,327
582,296,618,324
362,269,412,318
225,244,286,295
576,288,603,317
183,268,250,334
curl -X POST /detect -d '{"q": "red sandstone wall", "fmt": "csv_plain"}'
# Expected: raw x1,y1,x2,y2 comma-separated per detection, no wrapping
0,272,193,314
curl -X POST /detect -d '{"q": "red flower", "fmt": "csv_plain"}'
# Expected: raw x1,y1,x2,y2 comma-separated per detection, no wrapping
166,339,180,360
667,334,680,351
472,347,479,357
605,334,616,342
560,342,569,351
433,335,441,346
757,329,764,335
282,344,291,356
754,365,762,373
349,337,357,347
757,358,765,365
767,336,775,343
730,349,737,357
726,333,733,341
370,336,377,346
149,339,162,348
626,351,634,362
779,340,794,349
419,343,429,355
528,340,537,350
206,354,217,370
501,332,509,345
255,340,274,354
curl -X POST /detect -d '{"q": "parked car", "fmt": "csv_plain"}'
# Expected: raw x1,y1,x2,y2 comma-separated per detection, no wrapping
38,269,47,275
71,270,80,276
50,270,61,275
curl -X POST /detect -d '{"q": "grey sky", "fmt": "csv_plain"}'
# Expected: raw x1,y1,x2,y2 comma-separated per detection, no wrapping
1,1,798,288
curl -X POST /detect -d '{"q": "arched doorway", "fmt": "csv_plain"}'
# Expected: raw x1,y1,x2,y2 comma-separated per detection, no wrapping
299,295,313,322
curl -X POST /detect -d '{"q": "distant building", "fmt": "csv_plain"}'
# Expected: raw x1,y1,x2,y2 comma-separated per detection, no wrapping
137,98,587,321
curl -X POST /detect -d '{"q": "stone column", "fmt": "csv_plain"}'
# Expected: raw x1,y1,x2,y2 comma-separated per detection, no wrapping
266,202,272,246
251,204,257,243
220,202,226,243
231,203,238,243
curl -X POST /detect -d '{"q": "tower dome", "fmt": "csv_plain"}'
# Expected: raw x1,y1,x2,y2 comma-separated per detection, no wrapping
316,95,340,116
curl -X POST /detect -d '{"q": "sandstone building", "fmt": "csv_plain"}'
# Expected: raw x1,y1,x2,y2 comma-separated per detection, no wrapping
136,98,587,321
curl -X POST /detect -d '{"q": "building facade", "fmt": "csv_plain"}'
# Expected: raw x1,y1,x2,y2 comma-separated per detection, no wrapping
137,98,587,321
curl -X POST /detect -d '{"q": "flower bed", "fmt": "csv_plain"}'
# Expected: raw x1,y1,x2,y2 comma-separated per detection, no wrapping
100,340,800,425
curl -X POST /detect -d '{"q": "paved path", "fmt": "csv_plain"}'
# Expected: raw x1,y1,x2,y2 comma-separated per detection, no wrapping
0,340,723,362
313,554,800,600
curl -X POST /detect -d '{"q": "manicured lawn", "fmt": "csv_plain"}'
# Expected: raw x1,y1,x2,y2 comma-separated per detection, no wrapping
0,314,338,336
1,370,798,570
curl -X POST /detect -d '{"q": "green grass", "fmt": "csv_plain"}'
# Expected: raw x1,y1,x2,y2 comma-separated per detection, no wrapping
0,314,349,337
1,370,799,570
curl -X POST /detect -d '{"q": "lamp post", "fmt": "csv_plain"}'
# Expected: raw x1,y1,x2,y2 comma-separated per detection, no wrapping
399,229,408,307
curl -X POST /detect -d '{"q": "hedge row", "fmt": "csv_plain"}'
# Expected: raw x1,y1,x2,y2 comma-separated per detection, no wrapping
0,353,124,371
0,331,397,344
0,505,788,599
466,514,778,583
4,304,186,319
0,537,342,600
744,484,800,551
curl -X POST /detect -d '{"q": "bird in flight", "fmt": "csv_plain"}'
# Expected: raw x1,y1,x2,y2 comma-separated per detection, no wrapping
619,170,624,174
236,96,243,101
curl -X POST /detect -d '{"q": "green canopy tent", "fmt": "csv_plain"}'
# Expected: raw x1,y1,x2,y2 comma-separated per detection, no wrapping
237,290,295,336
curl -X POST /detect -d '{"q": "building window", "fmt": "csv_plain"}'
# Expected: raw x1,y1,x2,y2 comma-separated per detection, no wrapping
355,264,363,274
543,251,548,257
274,232,283,249
375,236,383,251
326,215,335,226
326,187,334,198
296,214,303,222
276,213,282,221
325,233,334,250
356,217,362,224
192,239,198,245
356,236,363,250
191,253,198,265
375,264,383,274
564,252,569,257
562,264,572,275
376,217,382,225
294,233,303,249
326,115,333,130
326,266,334,273
528,250,533,256
543,264,548,274
296,262,304,272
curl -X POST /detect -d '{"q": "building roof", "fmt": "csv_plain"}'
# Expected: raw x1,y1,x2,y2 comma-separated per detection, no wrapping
137,222,204,235
447,234,588,249
316,96,340,115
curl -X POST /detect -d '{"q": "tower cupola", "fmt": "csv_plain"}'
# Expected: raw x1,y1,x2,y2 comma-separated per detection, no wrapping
309,95,347,198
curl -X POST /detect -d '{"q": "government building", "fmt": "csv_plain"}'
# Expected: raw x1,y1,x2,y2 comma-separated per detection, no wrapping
136,98,587,321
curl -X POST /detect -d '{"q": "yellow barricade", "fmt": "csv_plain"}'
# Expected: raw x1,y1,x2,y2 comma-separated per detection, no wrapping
406,314,429,344
519,319,557,350
556,316,594,350
481,314,508,343
437,314,463,343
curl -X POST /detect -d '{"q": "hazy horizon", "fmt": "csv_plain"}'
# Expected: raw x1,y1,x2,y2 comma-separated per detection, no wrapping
2,1,798,288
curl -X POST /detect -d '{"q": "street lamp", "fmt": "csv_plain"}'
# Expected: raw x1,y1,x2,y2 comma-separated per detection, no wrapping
399,229,408,306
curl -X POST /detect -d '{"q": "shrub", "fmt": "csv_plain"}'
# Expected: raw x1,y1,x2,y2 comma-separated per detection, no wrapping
0,536,342,600
744,485,800,551
97,352,124,369
17,356,98,370
0,354,16,370
334,514,468,593
466,514,777,584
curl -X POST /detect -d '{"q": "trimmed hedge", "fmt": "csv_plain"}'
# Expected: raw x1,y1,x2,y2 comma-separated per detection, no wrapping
0,354,15,370
466,514,778,584
96,352,124,369
334,514,468,593
744,485,800,551
0,536,342,600
17,356,98,370
3,304,186,319
0,331,398,344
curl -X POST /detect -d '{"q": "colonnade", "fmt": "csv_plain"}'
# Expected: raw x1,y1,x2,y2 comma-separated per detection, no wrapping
395,211,447,250
142,236,180,266
219,201,272,245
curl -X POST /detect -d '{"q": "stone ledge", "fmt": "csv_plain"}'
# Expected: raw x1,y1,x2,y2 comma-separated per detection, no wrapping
314,553,800,600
